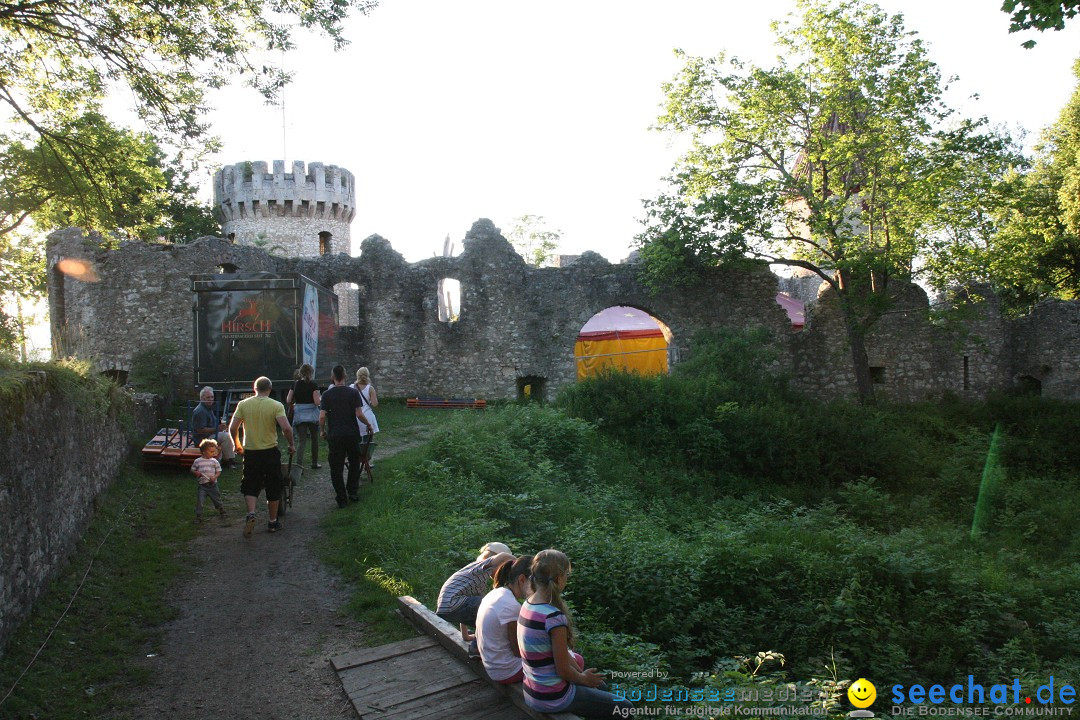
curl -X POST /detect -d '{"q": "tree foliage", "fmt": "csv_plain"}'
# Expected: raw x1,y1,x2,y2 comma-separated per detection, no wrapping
1003,1,1080,45
0,0,374,243
0,230,44,356
0,0,377,148
637,0,1018,403
507,214,562,267
984,58,1080,306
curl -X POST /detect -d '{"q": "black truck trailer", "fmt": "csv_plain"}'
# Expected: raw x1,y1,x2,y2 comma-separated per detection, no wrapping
191,271,340,392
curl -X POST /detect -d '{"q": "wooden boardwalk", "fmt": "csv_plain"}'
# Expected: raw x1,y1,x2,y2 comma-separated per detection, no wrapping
331,635,528,719
331,596,579,720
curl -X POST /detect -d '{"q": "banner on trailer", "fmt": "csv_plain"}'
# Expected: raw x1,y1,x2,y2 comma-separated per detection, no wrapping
301,283,319,372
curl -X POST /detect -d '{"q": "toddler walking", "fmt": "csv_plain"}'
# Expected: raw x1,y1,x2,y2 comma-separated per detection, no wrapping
191,438,227,523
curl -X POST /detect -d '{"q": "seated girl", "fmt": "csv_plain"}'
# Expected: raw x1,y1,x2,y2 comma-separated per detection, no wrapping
518,549,634,718
475,555,534,683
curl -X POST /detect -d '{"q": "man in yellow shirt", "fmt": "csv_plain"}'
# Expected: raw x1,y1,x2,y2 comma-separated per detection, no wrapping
229,376,295,538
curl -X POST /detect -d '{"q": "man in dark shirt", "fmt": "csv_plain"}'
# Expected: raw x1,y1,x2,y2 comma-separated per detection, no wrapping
319,365,373,508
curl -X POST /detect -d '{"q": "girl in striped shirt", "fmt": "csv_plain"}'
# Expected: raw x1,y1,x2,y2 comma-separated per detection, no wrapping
517,549,633,718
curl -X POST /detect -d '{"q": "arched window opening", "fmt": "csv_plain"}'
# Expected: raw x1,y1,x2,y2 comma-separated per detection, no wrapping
438,278,461,323
574,306,671,381
334,282,360,327
319,232,333,255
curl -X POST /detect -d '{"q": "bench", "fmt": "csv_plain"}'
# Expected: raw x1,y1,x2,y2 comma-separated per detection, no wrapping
406,396,487,410
397,595,580,720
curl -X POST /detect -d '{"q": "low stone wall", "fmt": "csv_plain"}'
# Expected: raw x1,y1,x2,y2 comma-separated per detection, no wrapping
0,379,160,655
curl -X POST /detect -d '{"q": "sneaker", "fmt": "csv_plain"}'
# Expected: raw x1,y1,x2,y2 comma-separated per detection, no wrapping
218,507,227,518
311,463,322,469
348,494,359,503
268,520,283,533
243,513,256,538
336,498,348,509
194,516,203,525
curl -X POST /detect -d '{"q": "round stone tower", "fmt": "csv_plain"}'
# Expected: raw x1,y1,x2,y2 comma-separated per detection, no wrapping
213,160,357,257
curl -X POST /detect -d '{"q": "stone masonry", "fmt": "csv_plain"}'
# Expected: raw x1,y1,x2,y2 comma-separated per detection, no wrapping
0,382,160,654
213,160,356,258
46,220,1080,403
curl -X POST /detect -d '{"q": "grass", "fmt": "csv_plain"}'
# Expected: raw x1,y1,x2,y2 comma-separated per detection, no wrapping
0,394,489,714
316,401,489,643
0,455,248,719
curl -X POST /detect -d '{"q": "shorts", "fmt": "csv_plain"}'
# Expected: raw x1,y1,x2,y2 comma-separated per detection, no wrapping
436,594,484,628
241,447,283,501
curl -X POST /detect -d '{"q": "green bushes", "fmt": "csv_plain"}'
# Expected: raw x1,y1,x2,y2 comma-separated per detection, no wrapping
328,329,1079,699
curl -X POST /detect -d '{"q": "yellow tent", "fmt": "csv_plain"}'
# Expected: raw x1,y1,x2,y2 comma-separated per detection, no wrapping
574,307,669,380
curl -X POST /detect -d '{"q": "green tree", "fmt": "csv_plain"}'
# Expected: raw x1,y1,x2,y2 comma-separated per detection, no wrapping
0,0,376,152
1003,1,1080,45
982,58,1080,306
637,0,1017,403
0,112,175,240
507,214,562,267
0,231,45,359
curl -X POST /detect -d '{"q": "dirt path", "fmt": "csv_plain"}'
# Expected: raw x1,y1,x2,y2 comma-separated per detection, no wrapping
129,429,431,720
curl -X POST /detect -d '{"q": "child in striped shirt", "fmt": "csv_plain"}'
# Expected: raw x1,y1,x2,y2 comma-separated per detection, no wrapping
517,549,633,718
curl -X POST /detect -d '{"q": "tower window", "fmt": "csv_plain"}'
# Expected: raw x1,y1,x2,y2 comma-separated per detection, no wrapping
319,232,332,255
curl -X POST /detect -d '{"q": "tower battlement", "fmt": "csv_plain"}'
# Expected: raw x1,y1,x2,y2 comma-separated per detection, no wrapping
213,160,357,257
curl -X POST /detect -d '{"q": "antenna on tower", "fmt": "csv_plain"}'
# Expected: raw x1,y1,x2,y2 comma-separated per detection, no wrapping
280,48,288,163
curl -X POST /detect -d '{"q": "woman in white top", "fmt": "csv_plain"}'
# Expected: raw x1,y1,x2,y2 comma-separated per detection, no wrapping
351,366,379,437
475,555,533,684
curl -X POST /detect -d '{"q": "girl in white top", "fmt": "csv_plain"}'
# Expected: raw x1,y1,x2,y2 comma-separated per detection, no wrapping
476,555,534,683
351,366,379,437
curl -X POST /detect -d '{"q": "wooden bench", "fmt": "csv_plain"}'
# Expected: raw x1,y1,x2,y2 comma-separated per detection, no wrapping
406,397,487,410
141,425,201,469
397,595,581,720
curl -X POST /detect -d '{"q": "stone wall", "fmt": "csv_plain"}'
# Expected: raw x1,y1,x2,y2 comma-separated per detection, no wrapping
213,160,356,258
0,380,160,655
46,220,1080,404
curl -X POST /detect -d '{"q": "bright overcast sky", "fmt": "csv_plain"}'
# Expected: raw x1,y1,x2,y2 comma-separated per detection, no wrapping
202,0,1080,263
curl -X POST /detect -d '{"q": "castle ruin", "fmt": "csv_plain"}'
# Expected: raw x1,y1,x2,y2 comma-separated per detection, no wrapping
45,215,1080,404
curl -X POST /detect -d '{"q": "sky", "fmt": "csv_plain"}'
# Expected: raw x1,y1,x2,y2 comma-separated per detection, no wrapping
200,0,1080,264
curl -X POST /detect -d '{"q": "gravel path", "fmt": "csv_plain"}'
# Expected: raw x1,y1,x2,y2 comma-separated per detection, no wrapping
128,430,430,720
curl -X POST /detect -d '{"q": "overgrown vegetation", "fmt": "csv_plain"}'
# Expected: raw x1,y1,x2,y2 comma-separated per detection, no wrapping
0,356,126,433
324,329,1080,711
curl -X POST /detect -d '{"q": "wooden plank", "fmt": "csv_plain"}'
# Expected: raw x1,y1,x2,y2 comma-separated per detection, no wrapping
339,646,453,696
357,654,479,709
397,595,471,662
371,678,515,720
396,596,581,720
331,634,436,671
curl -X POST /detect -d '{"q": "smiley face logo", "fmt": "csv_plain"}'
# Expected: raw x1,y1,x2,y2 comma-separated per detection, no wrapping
848,678,877,708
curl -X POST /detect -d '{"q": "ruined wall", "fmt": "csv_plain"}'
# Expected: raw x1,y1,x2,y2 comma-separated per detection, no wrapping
213,160,356,258
46,220,1080,403
790,282,1014,402
48,229,277,375
0,381,160,654
1010,299,1080,398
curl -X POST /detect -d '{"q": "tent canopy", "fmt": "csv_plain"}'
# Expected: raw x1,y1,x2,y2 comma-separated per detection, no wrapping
575,306,668,380
775,292,805,329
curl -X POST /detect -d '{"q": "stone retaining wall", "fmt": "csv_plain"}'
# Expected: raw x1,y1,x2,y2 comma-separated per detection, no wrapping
0,382,160,655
